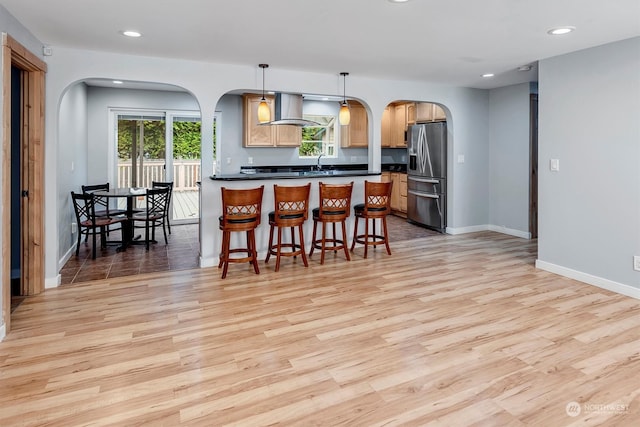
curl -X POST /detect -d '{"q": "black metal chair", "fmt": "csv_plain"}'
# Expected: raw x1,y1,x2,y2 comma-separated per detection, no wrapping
151,181,174,235
131,187,171,250
71,191,126,259
81,183,127,218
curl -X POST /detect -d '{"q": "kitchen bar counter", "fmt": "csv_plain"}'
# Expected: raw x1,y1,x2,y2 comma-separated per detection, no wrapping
211,163,379,181
210,169,379,181
207,170,381,265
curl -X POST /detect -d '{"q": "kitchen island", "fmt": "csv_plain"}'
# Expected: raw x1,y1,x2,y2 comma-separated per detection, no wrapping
209,167,381,266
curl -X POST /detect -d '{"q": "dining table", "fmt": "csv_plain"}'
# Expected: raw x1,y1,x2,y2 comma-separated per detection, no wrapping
94,187,149,251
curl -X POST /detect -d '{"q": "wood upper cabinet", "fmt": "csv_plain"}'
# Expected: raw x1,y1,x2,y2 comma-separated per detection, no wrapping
381,106,392,147
340,100,368,148
243,94,302,147
415,102,447,123
392,103,408,147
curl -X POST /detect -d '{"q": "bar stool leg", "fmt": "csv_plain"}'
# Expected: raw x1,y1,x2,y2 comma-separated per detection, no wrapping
275,226,283,272
298,224,309,267
350,216,359,252
249,229,260,274
364,216,369,258
382,216,392,255
321,222,327,265
265,223,275,264
342,221,351,261
309,220,318,258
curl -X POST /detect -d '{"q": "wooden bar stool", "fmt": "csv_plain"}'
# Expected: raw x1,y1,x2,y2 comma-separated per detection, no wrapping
218,186,264,279
265,183,311,272
351,180,393,258
309,182,354,264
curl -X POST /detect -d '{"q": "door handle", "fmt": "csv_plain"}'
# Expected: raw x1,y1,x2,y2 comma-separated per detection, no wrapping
408,177,439,184
21,190,29,198
408,190,439,199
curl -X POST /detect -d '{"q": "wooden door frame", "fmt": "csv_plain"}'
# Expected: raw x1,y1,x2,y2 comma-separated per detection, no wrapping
2,33,46,334
529,93,538,239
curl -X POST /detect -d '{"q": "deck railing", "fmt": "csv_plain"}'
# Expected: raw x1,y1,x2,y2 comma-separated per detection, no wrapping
117,159,200,191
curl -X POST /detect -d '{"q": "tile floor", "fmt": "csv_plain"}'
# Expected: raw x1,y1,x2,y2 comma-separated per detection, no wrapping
58,215,439,285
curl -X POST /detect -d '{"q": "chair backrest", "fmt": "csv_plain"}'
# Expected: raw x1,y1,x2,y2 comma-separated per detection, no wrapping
71,191,96,226
318,181,354,219
152,181,174,216
363,180,392,216
221,186,264,230
145,187,171,218
82,183,110,209
273,183,311,224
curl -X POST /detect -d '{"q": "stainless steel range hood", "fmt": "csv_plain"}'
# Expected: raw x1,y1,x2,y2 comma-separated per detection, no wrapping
262,93,321,127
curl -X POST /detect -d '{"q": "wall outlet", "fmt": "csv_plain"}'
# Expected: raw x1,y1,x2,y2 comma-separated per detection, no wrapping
71,222,77,234
247,157,253,165
550,158,560,171
226,157,232,165
350,156,357,163
634,256,640,271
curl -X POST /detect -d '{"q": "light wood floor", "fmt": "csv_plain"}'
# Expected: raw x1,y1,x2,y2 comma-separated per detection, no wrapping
2,232,639,426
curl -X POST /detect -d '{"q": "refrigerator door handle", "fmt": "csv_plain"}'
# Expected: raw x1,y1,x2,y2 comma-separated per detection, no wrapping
408,190,440,199
408,177,440,184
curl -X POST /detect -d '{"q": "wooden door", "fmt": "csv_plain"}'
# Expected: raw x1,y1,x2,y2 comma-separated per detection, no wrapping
2,34,46,334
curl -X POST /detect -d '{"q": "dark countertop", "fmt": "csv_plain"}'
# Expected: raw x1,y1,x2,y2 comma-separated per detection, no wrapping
210,169,380,181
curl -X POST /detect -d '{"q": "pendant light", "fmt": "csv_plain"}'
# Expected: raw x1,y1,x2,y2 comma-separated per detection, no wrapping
339,72,350,126
257,64,270,123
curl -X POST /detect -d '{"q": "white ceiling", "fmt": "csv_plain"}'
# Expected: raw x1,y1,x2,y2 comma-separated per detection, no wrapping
2,0,639,89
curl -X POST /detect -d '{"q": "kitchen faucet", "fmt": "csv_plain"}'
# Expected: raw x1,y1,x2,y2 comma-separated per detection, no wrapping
317,154,324,171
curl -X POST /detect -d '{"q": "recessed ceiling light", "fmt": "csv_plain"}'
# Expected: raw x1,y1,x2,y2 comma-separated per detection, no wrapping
121,30,142,38
388,0,410,3
517,65,532,72
482,73,494,78
112,80,123,85
547,26,575,35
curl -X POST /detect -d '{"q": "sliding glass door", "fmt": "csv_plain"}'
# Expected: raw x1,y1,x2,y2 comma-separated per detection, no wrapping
117,113,167,188
114,110,202,224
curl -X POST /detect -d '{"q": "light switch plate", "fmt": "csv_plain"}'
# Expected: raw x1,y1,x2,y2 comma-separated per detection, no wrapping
634,256,640,271
550,158,560,171
457,154,465,163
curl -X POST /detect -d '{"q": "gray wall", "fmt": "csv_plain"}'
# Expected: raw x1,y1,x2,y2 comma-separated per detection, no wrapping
538,37,640,292
57,83,89,265
488,83,531,236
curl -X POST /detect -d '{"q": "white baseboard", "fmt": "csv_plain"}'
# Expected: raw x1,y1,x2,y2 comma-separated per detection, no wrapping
45,274,61,289
59,245,75,273
536,260,640,300
0,323,5,342
199,256,217,268
446,224,489,235
446,224,530,239
488,225,531,239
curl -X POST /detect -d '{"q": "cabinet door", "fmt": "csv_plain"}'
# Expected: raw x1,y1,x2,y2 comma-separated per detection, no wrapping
381,106,392,147
432,104,446,121
415,103,433,122
399,173,408,213
393,104,407,147
243,94,275,147
274,125,301,147
341,101,368,147
406,103,416,126
390,173,401,211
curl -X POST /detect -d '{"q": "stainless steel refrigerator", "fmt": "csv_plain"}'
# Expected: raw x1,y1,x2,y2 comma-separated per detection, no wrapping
406,122,447,233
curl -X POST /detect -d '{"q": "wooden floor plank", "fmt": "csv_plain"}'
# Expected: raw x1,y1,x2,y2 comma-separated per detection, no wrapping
2,231,639,425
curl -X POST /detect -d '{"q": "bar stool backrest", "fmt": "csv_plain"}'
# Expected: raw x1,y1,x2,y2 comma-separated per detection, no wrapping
274,183,311,224
318,182,354,219
363,180,393,217
221,186,264,230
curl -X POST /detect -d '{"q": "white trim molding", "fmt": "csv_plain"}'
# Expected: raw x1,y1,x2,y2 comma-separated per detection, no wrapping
488,225,531,239
446,224,489,235
536,260,640,300
45,274,61,289
0,322,5,342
